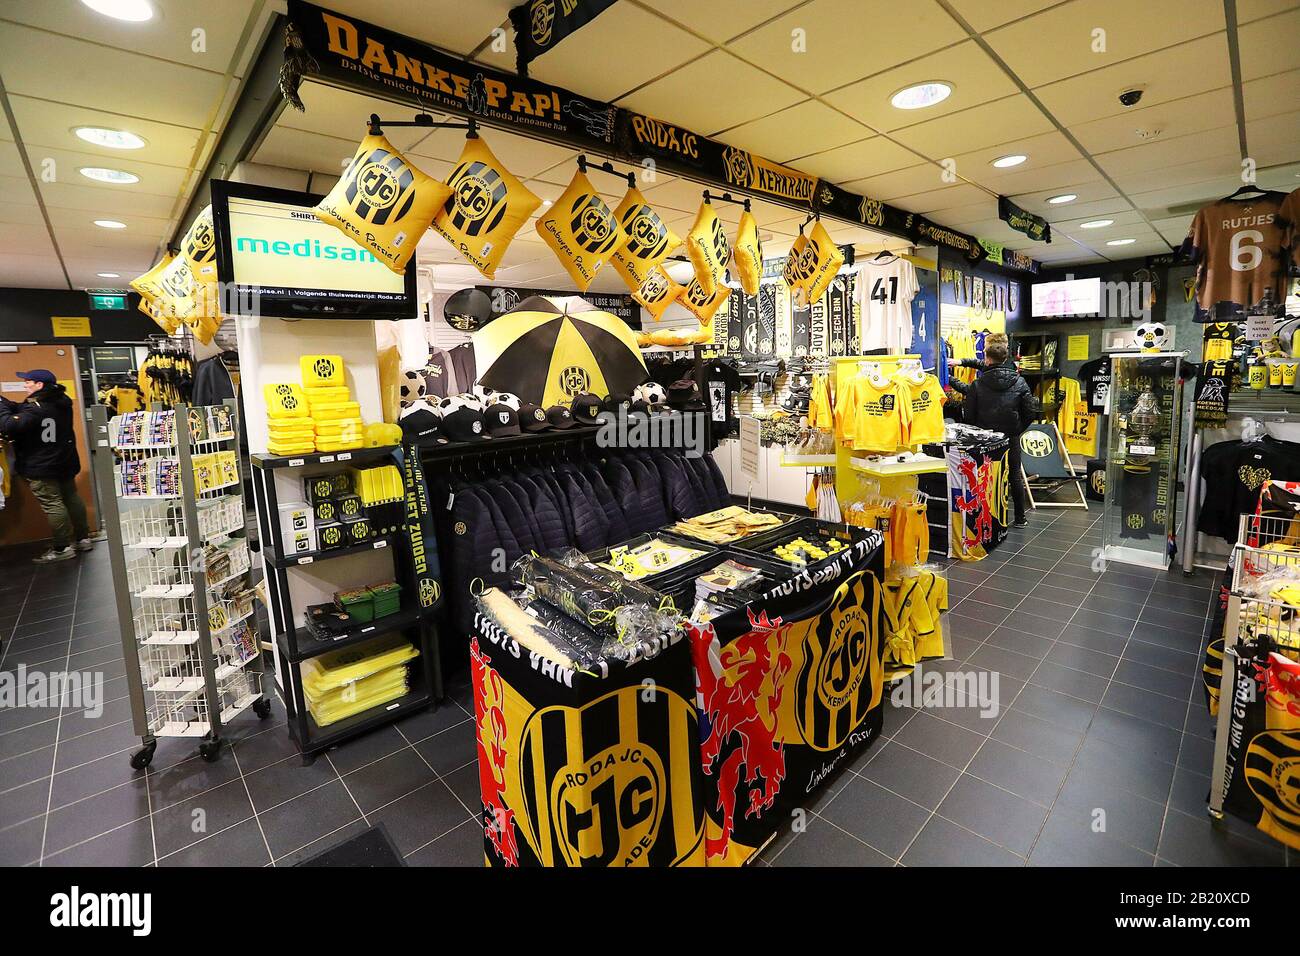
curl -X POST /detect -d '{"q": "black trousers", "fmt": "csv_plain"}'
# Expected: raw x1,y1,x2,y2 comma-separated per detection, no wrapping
1006,442,1028,523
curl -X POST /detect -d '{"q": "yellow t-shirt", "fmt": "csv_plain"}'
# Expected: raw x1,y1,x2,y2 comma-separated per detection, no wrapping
898,372,946,445
848,377,908,451
1056,377,1097,456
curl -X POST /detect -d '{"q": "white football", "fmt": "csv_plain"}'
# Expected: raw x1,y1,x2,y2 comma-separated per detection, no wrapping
472,385,498,405
635,382,668,406
494,391,522,411
399,369,426,407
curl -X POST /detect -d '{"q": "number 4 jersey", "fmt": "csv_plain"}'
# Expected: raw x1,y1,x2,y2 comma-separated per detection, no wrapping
855,256,919,353
1184,190,1298,314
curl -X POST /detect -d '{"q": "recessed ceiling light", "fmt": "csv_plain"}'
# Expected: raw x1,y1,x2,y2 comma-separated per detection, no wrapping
74,126,146,150
80,166,139,184
96,272,121,278
1107,238,1136,246
94,219,126,229
890,81,952,110
1080,219,1114,229
541,199,552,206
80,0,154,22
991,154,1027,168
1047,194,1077,204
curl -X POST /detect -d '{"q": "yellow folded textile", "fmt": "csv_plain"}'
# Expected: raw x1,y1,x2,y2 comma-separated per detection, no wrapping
310,401,363,422
307,666,410,726
301,635,419,698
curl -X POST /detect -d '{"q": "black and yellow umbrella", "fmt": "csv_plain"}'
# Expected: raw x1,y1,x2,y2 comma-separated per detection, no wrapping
474,295,649,407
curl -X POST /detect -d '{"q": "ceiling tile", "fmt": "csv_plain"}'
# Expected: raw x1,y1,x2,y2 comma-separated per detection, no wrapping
1068,87,1236,154
1238,8,1300,80
789,135,921,185
1150,214,1195,243
527,3,711,102
615,50,805,133
1112,156,1242,198
824,40,1019,132
984,0,1226,88
716,99,867,164
280,83,442,150
0,252,70,289
6,96,204,168
313,0,516,57
941,0,1064,33
1031,33,1232,127
889,95,1054,157
1126,176,1252,216
25,146,191,200
1095,125,1240,178
253,126,362,178
1243,69,1300,126
1246,109,1300,166
0,25,227,129
2,0,261,74
1236,0,1300,22
843,162,951,200
1009,180,1122,210
38,178,179,219
892,184,993,215
639,0,804,43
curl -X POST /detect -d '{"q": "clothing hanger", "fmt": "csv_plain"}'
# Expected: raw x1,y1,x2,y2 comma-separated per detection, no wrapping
1223,183,1269,201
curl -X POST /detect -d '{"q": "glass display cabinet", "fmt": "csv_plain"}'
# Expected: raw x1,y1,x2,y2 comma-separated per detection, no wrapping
1101,351,1185,569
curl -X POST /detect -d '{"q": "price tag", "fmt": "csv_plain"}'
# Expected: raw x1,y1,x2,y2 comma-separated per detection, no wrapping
288,458,305,467
338,452,352,461
297,556,314,565
320,455,335,463
1129,444,1156,456
1244,313,1274,341
373,540,387,549
739,416,760,483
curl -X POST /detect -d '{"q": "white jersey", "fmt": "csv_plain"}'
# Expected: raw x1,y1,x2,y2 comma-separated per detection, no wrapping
855,256,918,353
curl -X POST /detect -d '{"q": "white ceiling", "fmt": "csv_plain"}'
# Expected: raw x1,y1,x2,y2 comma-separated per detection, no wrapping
2,0,1299,291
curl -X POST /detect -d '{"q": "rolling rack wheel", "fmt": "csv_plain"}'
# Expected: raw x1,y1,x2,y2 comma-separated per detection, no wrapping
253,697,273,720
129,740,157,770
198,735,223,763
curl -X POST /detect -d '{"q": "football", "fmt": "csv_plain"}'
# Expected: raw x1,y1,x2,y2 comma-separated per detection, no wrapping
399,369,426,408
635,382,668,406
472,384,498,405
493,391,522,411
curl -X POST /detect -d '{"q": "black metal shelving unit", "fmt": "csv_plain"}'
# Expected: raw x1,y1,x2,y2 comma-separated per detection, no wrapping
1011,331,1062,422
250,448,439,761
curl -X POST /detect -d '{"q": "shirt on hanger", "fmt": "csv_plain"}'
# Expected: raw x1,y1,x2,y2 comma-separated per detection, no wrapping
447,342,477,395
897,372,946,445
703,359,744,433
856,257,919,353
839,374,909,451
1202,322,1238,362
1199,437,1300,543
424,347,454,400
1055,377,1097,456
1184,192,1292,313
1076,356,1111,413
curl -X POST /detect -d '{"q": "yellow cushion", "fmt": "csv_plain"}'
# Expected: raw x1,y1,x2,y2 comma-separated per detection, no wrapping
803,219,845,303
314,132,450,275
431,134,540,279
732,210,762,296
181,204,219,284
681,279,731,326
783,232,811,304
301,355,345,388
535,171,627,291
608,187,681,293
686,201,730,297
632,266,685,321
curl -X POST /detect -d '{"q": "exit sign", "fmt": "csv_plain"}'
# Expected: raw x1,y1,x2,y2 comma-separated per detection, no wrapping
87,290,128,310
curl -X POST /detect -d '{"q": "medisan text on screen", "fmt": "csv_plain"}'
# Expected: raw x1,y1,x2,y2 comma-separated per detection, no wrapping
235,236,379,263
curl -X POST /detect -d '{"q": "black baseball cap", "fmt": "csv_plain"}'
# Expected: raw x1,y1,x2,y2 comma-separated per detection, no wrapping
629,398,652,416
571,392,604,425
441,403,491,442
667,378,705,410
17,369,56,385
546,405,577,429
484,402,522,437
519,403,551,433
398,401,447,446
603,392,632,412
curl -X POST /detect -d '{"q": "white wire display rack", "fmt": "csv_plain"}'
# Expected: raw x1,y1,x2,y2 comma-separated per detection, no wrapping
1208,512,1300,817
90,400,271,766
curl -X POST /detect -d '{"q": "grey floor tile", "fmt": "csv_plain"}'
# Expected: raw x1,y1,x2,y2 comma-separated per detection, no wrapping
42,778,151,855
151,778,254,858
938,774,1047,856
901,815,1025,867
1157,809,1286,867
966,738,1068,807
1101,682,1189,730
857,741,962,811
1010,684,1098,734
891,710,986,770
1029,810,1156,866
967,643,1042,682
968,586,1024,610
405,817,484,866
340,747,436,815
1030,661,1109,704
991,709,1084,765
368,779,473,857
42,816,155,867
258,779,363,860
412,718,477,776
1043,642,1119,679
773,816,894,867
818,775,931,859
984,626,1054,660
1052,772,1167,853
1087,707,1183,766
158,816,271,867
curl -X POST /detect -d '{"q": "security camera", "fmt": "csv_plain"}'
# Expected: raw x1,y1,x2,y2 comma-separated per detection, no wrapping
1118,88,1144,107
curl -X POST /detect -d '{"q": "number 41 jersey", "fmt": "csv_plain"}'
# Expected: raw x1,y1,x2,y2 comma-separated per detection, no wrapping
856,256,919,353
1184,191,1296,313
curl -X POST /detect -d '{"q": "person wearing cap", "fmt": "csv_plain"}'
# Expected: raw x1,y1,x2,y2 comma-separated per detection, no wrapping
0,370,93,562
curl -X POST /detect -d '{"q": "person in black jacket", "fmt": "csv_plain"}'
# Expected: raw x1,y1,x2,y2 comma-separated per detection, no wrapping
948,336,1038,527
0,370,93,562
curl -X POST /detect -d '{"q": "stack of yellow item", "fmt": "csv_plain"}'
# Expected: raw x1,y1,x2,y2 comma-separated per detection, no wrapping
881,570,948,676
667,505,785,543
301,634,419,727
265,383,316,456
301,355,364,452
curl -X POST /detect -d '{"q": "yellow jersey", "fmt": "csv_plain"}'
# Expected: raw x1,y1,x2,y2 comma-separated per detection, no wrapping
841,375,908,451
897,372,945,445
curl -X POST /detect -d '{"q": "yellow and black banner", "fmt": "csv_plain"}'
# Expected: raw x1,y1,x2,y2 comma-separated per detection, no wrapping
947,440,1010,561
469,615,706,867
509,0,618,76
686,535,887,865
399,446,443,610
998,195,1052,244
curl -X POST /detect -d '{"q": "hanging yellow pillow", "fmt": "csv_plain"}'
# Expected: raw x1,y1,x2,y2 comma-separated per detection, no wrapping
783,232,811,305
681,278,731,327
154,255,197,327
131,255,179,333
314,132,450,275
732,209,762,295
632,267,684,322
686,200,730,297
607,187,681,293
803,219,845,304
535,171,627,291
431,134,540,279
182,204,219,284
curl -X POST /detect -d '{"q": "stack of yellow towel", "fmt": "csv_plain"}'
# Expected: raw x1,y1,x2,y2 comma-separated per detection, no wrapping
265,383,316,456
301,356,364,452
301,634,419,727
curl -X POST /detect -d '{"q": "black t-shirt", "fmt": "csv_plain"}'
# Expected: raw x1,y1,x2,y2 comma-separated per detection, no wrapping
702,359,743,434
1199,437,1300,543
1077,357,1111,412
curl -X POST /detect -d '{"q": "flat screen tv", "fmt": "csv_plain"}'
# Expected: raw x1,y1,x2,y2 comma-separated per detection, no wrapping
1031,277,1102,318
210,179,417,320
